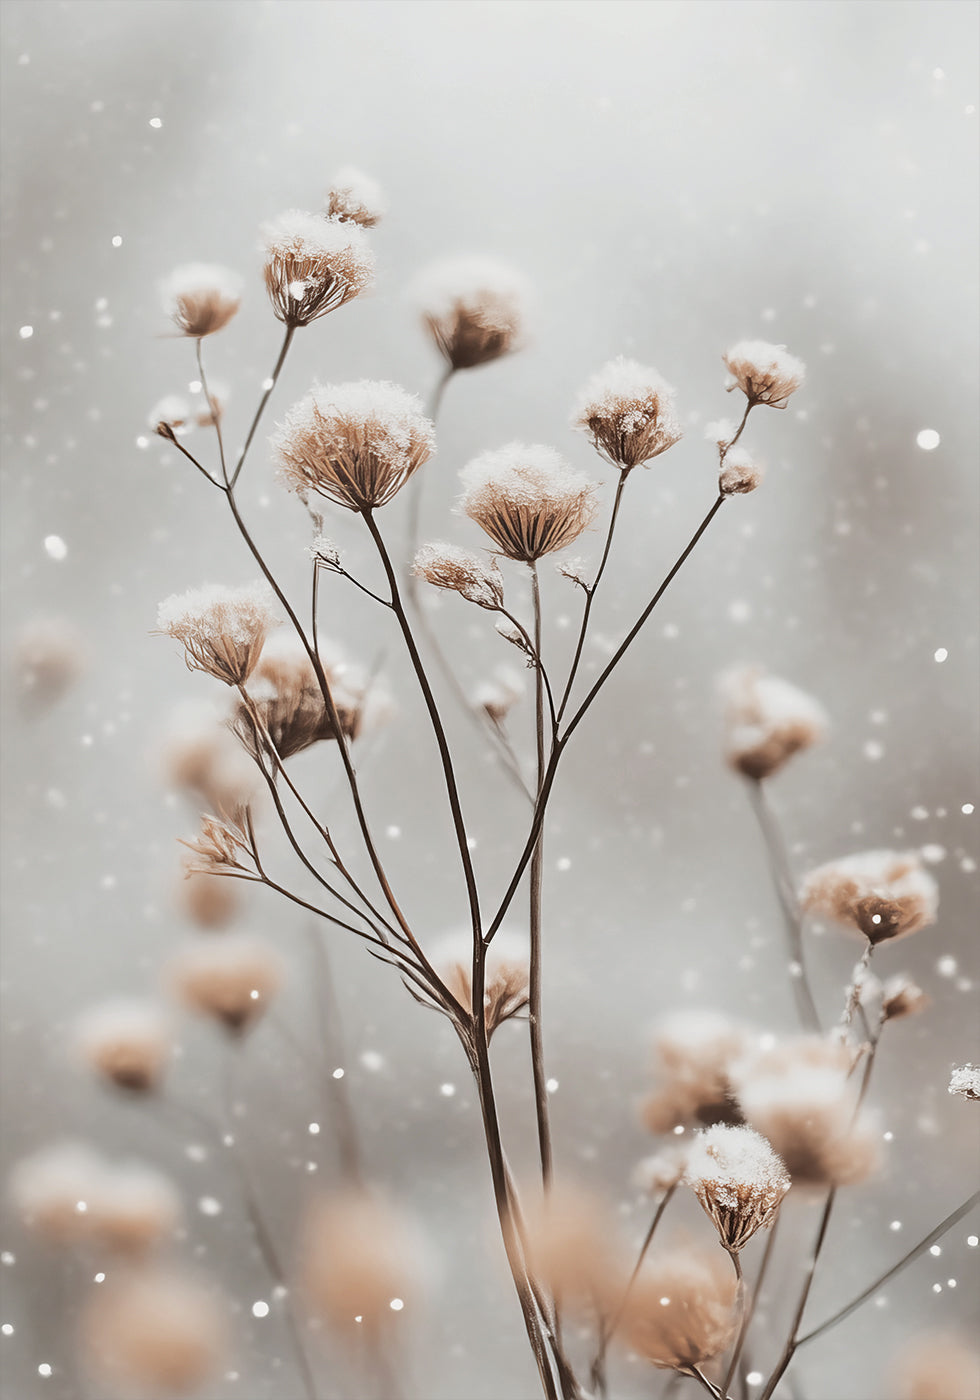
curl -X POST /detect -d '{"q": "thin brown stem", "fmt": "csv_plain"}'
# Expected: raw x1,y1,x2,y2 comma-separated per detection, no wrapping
595,1182,678,1378
195,338,228,481
230,323,295,488
163,432,226,489
758,1189,837,1400
557,470,628,721
528,562,553,1190
721,1249,747,1399
405,363,454,603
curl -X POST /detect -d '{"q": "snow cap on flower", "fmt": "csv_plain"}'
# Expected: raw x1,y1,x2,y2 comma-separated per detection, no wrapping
90,1162,182,1256
162,263,242,338
157,583,280,687
234,631,368,760
880,973,930,1022
948,1064,980,1101
261,209,374,327
460,443,598,562
572,357,682,471
170,934,283,1035
75,999,172,1094
413,256,528,370
80,1265,228,1395
325,166,386,227
683,1124,789,1252
272,380,434,512
799,850,939,945
723,340,805,408
719,446,763,496
413,543,505,610
149,394,193,436
7,1141,105,1245
620,1243,738,1370
643,1009,750,1134
720,665,827,781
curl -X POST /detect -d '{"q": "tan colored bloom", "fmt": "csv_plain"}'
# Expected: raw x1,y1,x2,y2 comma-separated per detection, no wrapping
723,340,805,408
161,701,260,820
301,1188,424,1342
170,934,283,1034
460,444,598,562
179,813,253,876
14,616,86,708
235,633,365,761
433,932,529,1033
7,1141,104,1245
157,583,280,687
799,849,939,945
719,446,763,496
891,1333,980,1400
881,973,930,1022
162,263,242,338
80,1265,228,1396
720,665,827,781
261,209,374,327
413,256,527,370
472,666,526,725
572,357,682,471
620,1243,738,1370
683,1124,789,1253
633,1145,689,1197
90,1163,182,1256
523,1182,625,1315
732,1036,880,1189
643,1010,750,1134
177,868,241,929
273,380,435,512
325,166,386,227
413,542,505,609
75,999,172,1093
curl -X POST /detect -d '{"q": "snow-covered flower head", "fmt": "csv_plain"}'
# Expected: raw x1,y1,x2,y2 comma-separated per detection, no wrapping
7,1141,105,1245
80,1265,229,1395
643,1009,750,1134
799,850,939,945
273,380,435,512
162,263,242,339
683,1124,789,1253
149,394,193,436
413,543,504,610
459,444,598,563
75,999,173,1094
948,1064,980,1102
723,340,805,409
880,973,930,1022
325,166,386,227
472,666,526,725
170,934,283,1035
572,357,682,471
621,1244,738,1371
719,446,763,496
413,256,528,371
720,665,827,782
260,210,375,327
234,630,366,759
432,931,529,1033
14,616,86,708
90,1162,182,1256
157,582,280,687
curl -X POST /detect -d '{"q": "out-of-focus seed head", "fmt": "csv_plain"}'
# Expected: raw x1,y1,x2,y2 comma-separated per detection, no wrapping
13,617,86,709
881,973,930,1022
800,850,939,945
572,357,682,471
642,1009,750,1134
459,443,598,563
719,445,764,496
89,1163,182,1256
891,1333,980,1400
432,931,530,1033
948,1064,980,1101
75,999,173,1094
720,665,827,781
7,1141,105,1245
619,1243,738,1370
177,868,241,930
412,256,528,371
160,700,260,822
723,340,805,408
683,1124,790,1252
149,394,193,436
523,1182,626,1317
261,210,375,327
472,666,526,725
325,166,386,227
162,263,242,339
170,934,283,1035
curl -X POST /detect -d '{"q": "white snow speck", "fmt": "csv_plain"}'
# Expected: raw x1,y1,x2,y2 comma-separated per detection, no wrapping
19,325,33,339
44,535,67,560
961,803,974,815
38,1365,53,1378
251,1301,269,1318
1,1325,13,1337
149,117,162,128
389,1298,404,1311
934,647,948,663
111,236,122,247
308,1122,320,1135
332,1067,344,1079
360,1051,384,1072
937,956,957,978
916,429,940,450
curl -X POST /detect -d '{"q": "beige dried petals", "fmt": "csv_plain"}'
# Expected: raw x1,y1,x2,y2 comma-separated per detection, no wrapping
80,1265,228,1395
460,443,598,562
720,665,827,781
75,999,172,1093
261,209,374,327
161,702,260,821
170,934,283,1034
434,933,529,1033
523,1182,625,1316
881,973,930,1021
413,543,505,609
799,849,939,945
892,1333,980,1400
7,1141,105,1245
683,1124,789,1252
301,1188,423,1341
179,813,253,876
273,379,435,512
572,357,682,471
325,166,386,227
723,340,805,408
157,583,279,687
162,263,242,338
413,256,528,371
719,446,763,496
643,1010,749,1134
13,616,86,707
620,1244,738,1370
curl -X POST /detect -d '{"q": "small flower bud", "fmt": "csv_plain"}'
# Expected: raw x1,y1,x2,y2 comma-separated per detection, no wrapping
162,263,242,338
325,166,386,227
572,357,682,471
948,1064,980,1101
412,256,528,371
683,1124,789,1252
7,1141,105,1245
720,665,826,781
719,446,763,495
881,974,930,1021
723,340,805,408
75,1000,173,1094
170,934,283,1034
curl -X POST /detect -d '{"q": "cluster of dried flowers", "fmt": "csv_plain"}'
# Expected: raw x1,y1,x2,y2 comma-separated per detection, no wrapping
8,165,976,1400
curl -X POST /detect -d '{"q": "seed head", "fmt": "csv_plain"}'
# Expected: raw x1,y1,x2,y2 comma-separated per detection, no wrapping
799,849,939,945
149,394,193,436
273,380,435,512
572,357,682,471
413,543,505,609
719,446,764,496
881,973,930,1022
89,1163,182,1256
325,166,386,227
643,1010,750,1134
234,632,366,760
472,666,526,725
720,665,827,781
157,582,280,687
432,932,530,1032
460,443,598,562
7,1141,105,1245
179,812,252,876
620,1244,738,1370
523,1182,625,1316
177,868,241,929
161,700,260,821
723,340,805,408
683,1124,789,1252
14,616,86,709
261,210,374,327
162,263,242,338
170,935,283,1035
891,1332,980,1400
412,256,528,370
75,999,172,1094
948,1064,980,1101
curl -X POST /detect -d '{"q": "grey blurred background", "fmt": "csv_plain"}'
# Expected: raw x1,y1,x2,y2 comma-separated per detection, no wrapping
1,1,978,1397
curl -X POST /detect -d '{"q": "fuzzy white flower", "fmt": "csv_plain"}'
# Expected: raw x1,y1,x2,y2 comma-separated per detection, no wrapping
261,210,374,327
684,1124,789,1252
157,582,279,686
723,340,805,408
412,256,528,370
75,999,173,1093
800,849,939,945
460,443,598,562
572,357,682,470
720,665,827,781
162,263,242,338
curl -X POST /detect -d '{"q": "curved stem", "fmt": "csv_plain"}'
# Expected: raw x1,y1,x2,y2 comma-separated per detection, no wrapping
195,337,228,481
230,324,295,488
557,470,628,721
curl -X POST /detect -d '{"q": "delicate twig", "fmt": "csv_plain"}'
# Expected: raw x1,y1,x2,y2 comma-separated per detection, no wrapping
744,779,820,1032
195,337,228,481
528,562,554,1190
162,432,227,490
685,1366,724,1399
404,363,454,604
724,1209,782,1398
721,1248,747,1398
758,1188,837,1400
230,323,295,488
592,1183,678,1385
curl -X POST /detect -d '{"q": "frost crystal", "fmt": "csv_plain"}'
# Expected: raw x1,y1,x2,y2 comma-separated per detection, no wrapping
572,356,682,470
683,1124,790,1251
459,443,598,562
